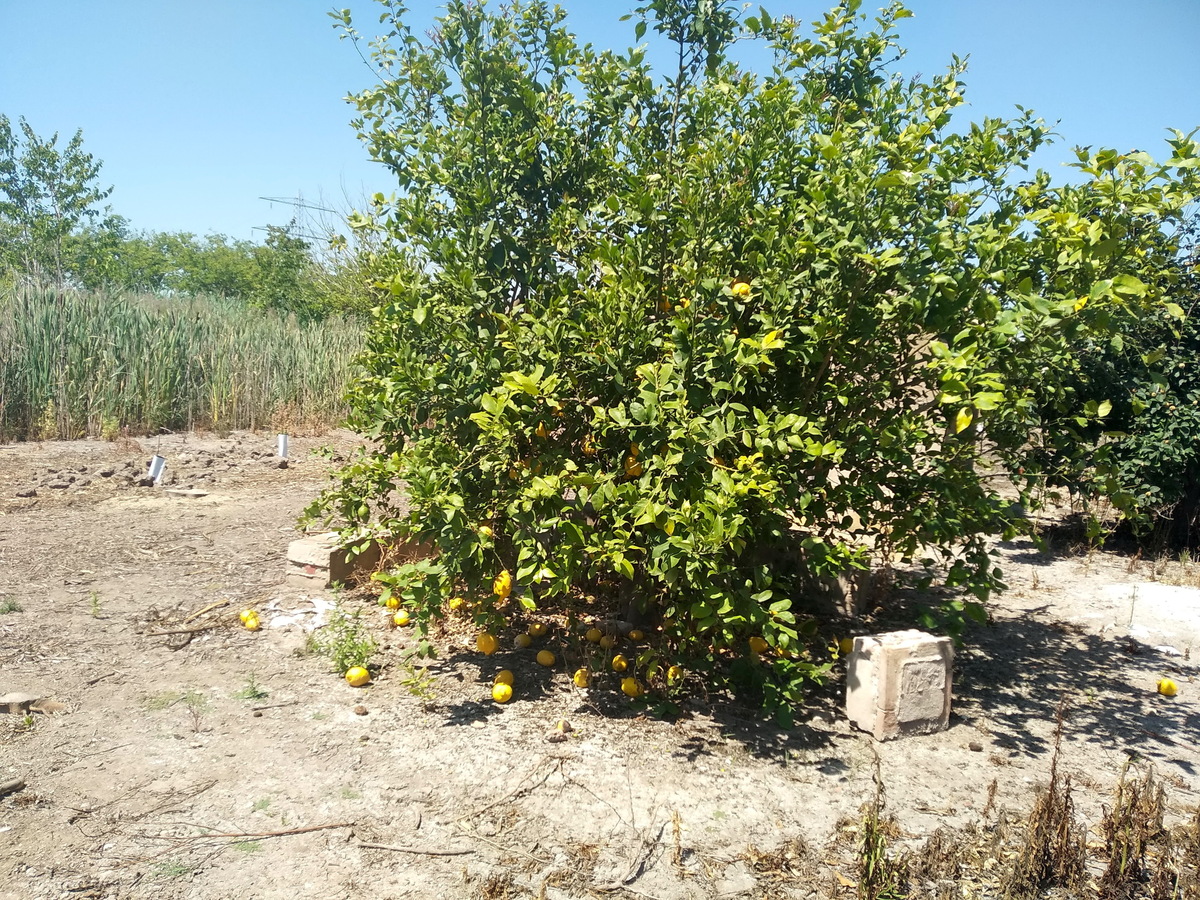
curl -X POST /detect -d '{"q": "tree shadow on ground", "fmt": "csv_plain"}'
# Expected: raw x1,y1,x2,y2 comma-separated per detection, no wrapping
955,613,1199,773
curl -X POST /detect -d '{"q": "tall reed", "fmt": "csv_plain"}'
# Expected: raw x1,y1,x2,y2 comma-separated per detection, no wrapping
0,287,362,440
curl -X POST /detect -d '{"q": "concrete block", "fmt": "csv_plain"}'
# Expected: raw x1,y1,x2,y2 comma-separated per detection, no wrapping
845,629,953,741
286,533,380,588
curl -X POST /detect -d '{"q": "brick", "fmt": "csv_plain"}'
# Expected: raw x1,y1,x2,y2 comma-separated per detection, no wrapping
286,533,380,588
845,629,953,741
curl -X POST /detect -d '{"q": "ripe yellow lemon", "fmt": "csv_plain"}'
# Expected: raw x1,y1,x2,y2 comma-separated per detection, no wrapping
1158,678,1179,697
582,435,597,456
239,609,256,624
536,649,556,667
393,609,411,627
621,677,643,698
528,621,549,638
611,654,629,673
478,525,493,538
493,570,513,599
345,666,370,687
748,636,769,655
839,637,855,655
494,669,514,686
384,595,400,610
585,627,602,644
628,629,645,642
731,280,751,298
243,613,261,631
477,633,499,656
535,422,549,439
448,596,465,611
515,633,533,648
572,668,590,688
599,634,617,650
624,456,643,478
492,682,513,703
667,665,683,684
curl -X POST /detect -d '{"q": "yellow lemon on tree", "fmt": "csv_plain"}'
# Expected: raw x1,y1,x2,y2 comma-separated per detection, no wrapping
478,525,493,538
611,654,629,673
628,629,645,642
536,649,556,667
748,636,769,655
573,668,590,688
493,570,513,599
1157,678,1179,697
243,613,261,631
535,422,549,439
494,670,514,686
599,634,617,650
667,665,683,684
448,596,465,611
621,677,644,698
585,627,602,644
515,633,533,649
384,595,400,610
345,666,370,687
731,280,751,298
393,609,412,627
492,682,513,703
624,456,643,478
528,621,549,638
477,633,499,656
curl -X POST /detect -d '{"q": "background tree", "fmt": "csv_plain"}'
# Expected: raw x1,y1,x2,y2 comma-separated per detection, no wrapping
0,114,113,286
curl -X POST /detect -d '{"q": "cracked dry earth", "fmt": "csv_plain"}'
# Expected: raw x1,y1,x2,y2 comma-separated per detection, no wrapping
1,431,1199,899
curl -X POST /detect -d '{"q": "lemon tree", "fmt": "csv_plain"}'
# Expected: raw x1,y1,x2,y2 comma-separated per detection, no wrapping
311,0,1200,717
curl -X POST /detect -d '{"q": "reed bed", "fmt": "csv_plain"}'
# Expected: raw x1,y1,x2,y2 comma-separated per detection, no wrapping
0,287,362,440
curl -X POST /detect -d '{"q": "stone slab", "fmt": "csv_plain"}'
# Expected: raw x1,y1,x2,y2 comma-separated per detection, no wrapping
286,533,380,588
845,629,953,741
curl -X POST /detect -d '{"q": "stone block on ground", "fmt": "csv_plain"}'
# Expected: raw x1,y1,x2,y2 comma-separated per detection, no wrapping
286,533,380,588
845,629,953,741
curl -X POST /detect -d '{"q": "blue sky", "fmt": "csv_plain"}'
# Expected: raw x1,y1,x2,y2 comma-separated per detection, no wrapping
2,0,1197,241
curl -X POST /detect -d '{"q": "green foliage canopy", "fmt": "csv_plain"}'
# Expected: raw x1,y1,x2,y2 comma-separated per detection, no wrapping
312,0,1200,710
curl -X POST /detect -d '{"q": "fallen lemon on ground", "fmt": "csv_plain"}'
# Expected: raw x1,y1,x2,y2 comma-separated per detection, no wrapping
493,570,513,599
515,633,533,649
667,665,683,684
621,677,644,698
748,636,769,655
448,596,465,611
573,668,590,688
611,654,628,673
477,633,499,656
345,666,370,687
384,595,400,610
239,609,256,624
393,609,411,627
839,637,855,655
628,629,644,641
494,670,514,686
492,682,513,703
1158,678,1179,697
599,634,617,650
242,613,261,631
536,649,556,667
585,627,602,643
528,621,548,637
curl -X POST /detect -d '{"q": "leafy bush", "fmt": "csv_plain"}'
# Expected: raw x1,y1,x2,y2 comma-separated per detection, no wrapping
308,0,1199,715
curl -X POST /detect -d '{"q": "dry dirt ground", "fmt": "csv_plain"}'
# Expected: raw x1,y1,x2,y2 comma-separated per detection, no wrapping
1,431,1198,900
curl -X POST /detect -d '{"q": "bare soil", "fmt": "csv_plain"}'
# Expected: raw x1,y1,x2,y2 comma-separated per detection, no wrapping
1,432,1198,899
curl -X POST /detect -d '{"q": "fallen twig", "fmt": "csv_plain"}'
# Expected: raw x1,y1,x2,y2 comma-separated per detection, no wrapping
143,624,219,638
356,841,473,857
184,599,229,623
250,701,299,712
85,672,116,686
153,821,354,842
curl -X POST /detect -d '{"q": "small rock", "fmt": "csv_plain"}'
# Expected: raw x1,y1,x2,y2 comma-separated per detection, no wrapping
546,730,568,743
47,480,70,490
98,468,115,477
353,705,369,716
252,710,263,718
968,741,983,752
15,488,36,498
